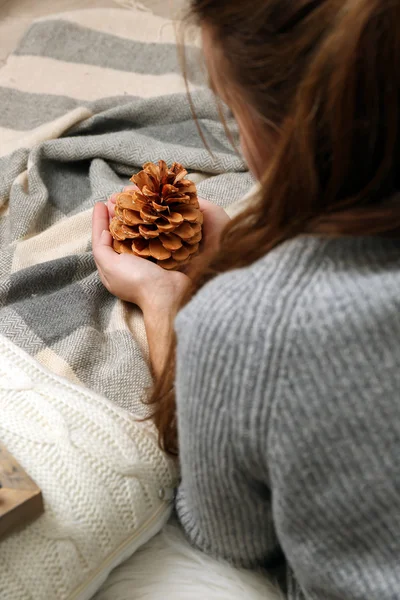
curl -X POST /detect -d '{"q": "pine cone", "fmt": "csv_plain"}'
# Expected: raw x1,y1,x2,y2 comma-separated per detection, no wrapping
109,161,203,270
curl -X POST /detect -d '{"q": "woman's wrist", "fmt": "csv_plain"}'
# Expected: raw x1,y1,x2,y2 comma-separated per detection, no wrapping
143,304,177,332
143,305,177,378
141,294,181,319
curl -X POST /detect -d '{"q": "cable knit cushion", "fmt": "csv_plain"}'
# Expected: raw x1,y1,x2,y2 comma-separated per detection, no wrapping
0,334,178,600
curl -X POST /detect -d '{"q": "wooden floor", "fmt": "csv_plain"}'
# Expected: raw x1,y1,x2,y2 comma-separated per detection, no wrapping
0,0,186,67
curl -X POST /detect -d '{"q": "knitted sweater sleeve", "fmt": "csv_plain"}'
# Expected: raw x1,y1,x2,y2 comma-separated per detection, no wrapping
267,243,400,599
175,236,400,599
174,239,310,568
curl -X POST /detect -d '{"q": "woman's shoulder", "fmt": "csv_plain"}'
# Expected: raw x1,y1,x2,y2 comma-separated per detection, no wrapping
177,235,319,335
176,233,400,502
177,234,400,342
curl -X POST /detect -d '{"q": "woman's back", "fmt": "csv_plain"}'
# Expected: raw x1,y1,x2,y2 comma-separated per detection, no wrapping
176,233,400,599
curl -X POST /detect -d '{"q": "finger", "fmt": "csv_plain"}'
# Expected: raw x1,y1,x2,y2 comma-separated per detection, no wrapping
93,237,118,273
107,197,116,218
108,185,137,205
197,197,228,215
92,202,110,246
92,203,117,269
96,265,112,293
107,185,137,216
199,202,230,240
100,229,113,246
198,197,230,219
197,197,216,211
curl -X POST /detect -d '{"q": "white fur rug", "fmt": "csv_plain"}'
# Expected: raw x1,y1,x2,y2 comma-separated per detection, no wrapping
94,520,282,600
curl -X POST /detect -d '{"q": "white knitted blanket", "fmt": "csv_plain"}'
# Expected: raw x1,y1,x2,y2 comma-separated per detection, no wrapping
0,333,177,600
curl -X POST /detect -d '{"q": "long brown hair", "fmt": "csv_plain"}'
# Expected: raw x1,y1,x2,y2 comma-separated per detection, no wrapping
150,0,400,455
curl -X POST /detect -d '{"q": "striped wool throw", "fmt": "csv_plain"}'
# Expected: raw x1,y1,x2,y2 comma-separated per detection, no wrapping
0,7,253,414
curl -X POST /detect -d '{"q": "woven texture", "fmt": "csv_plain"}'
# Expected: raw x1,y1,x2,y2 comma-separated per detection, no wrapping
0,334,177,600
0,7,253,415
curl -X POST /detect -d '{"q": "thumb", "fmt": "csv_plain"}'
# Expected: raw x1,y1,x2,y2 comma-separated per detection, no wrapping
100,229,113,246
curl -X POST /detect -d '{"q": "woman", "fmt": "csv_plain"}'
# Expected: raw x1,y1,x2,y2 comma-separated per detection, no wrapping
92,0,400,597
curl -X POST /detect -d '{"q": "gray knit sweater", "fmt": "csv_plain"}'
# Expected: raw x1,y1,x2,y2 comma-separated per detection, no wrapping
175,235,400,600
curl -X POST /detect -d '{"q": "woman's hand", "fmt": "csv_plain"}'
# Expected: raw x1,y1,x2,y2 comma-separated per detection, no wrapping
92,188,230,376
103,188,231,287
93,191,188,377
93,186,230,313
92,201,189,315
184,196,231,277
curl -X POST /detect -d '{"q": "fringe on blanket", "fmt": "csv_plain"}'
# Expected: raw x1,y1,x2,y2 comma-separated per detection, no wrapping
113,1,155,12
113,0,187,20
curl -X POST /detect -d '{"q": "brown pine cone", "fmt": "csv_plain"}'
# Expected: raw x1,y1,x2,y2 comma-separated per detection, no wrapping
109,161,203,270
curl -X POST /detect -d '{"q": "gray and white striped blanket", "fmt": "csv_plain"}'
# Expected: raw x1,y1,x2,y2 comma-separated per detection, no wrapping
0,8,252,413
